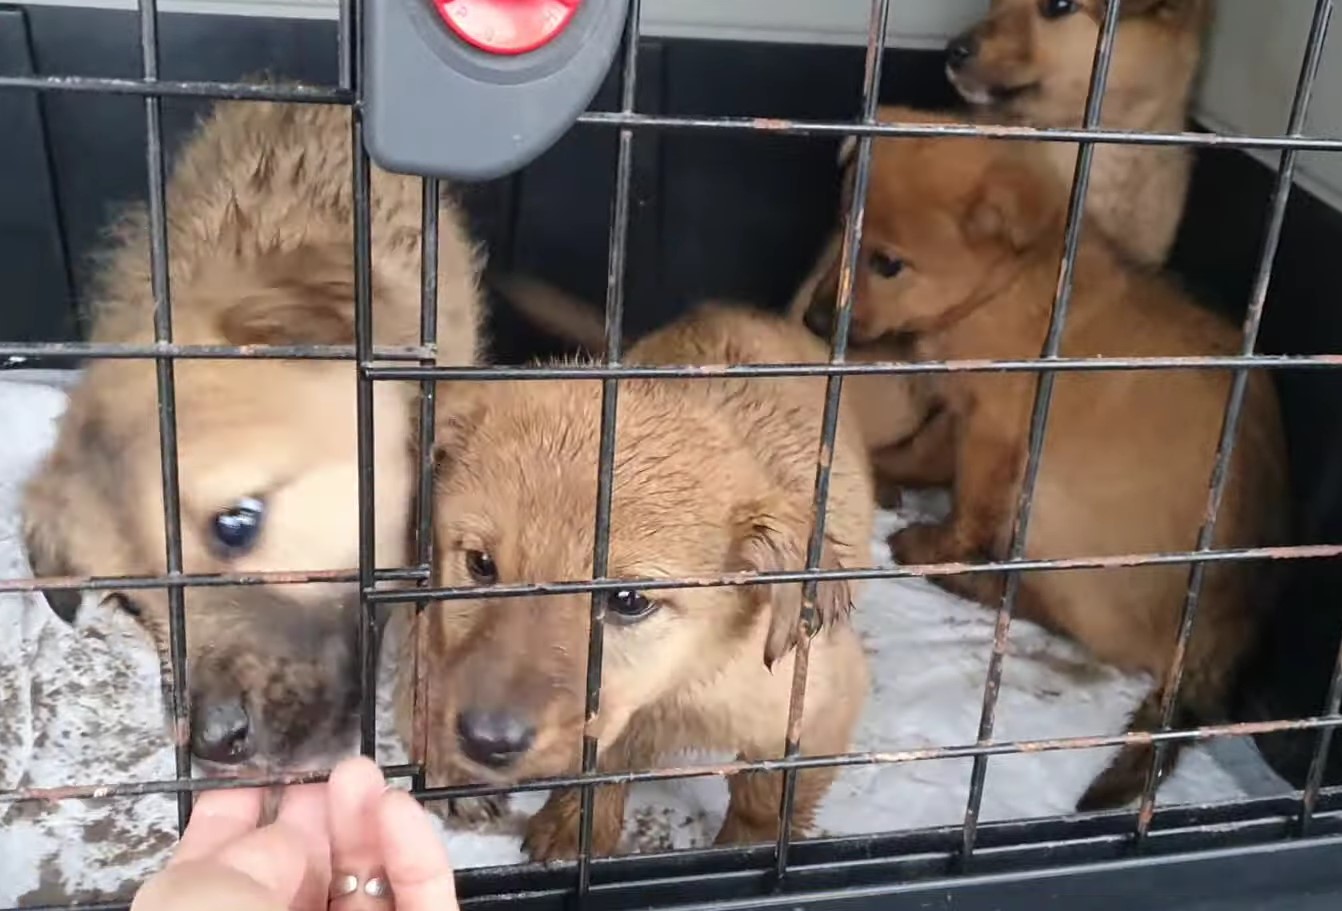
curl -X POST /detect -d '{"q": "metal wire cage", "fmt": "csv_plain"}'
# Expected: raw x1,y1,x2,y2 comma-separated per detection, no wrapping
3,0,1342,908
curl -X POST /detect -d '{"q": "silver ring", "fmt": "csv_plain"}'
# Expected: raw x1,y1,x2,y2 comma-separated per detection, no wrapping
329,872,394,902
329,874,360,900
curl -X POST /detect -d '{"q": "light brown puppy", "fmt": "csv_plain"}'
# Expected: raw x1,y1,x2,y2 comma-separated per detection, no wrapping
945,0,1213,266
411,304,872,860
791,0,1213,478
21,100,484,772
811,106,1288,811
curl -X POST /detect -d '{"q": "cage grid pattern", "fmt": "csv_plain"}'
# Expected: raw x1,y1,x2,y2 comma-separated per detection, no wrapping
2,0,1342,906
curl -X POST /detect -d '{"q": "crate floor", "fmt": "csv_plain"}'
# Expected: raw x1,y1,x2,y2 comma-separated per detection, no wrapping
0,371,1289,905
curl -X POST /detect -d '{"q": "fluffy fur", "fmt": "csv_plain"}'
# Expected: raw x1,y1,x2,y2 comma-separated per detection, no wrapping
945,0,1213,266
22,99,484,771
405,304,872,860
789,1,1213,481
811,106,1288,811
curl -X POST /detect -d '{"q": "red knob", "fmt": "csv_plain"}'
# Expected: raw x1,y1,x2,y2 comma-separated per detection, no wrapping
436,0,582,56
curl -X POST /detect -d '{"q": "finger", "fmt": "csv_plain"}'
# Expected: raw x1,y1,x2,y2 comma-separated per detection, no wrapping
377,790,458,911
213,819,314,906
274,784,332,911
168,787,265,867
134,861,288,911
327,757,390,911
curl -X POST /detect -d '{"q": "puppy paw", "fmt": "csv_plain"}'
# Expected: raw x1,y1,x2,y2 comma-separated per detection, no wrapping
445,795,510,825
889,523,963,566
522,792,622,862
522,797,583,861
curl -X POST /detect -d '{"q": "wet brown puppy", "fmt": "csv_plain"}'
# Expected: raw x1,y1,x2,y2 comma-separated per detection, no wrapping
791,0,1212,477
412,304,872,860
945,0,1213,266
815,106,1287,811
21,100,484,772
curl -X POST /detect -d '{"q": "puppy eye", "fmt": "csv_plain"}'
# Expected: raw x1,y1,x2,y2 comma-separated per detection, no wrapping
210,496,265,557
1041,0,1078,18
103,593,141,618
465,550,498,585
607,589,658,624
869,251,905,279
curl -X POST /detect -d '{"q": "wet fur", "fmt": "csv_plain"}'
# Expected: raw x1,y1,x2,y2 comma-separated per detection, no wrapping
21,100,486,776
819,107,1288,811
491,274,932,510
406,304,872,859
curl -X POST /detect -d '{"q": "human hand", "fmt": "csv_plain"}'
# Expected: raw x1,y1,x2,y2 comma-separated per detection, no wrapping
131,756,459,911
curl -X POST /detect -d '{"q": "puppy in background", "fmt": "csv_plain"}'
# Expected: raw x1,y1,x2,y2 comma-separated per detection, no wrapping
787,182,953,508
808,106,1287,812
945,0,1213,267
410,304,872,860
21,99,489,807
789,0,1214,487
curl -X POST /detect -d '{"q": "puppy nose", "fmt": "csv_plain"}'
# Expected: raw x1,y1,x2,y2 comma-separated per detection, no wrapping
946,33,976,69
191,696,256,765
804,298,835,339
456,709,536,769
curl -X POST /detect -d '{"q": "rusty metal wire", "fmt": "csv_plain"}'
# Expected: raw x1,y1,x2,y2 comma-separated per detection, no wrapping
3,717,1337,807
772,0,891,879
956,0,1124,865
574,0,642,892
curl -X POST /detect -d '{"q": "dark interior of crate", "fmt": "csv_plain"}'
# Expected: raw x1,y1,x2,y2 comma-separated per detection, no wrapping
4,4,1342,906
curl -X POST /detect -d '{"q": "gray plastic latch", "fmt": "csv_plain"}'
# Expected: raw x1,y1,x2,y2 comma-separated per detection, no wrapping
364,0,629,182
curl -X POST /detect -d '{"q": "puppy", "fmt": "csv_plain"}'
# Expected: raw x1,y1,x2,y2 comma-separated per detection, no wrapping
812,106,1288,811
413,303,872,860
791,0,1213,470
21,100,485,774
945,0,1213,266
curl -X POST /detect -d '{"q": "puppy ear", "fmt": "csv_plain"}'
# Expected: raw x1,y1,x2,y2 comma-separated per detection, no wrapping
218,244,359,346
964,154,1061,253
732,501,854,670
431,383,490,474
22,460,85,625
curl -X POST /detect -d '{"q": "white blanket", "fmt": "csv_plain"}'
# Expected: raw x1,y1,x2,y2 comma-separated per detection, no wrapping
0,372,1286,904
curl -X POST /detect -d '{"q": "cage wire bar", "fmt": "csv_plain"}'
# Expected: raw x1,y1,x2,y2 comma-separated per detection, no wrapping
771,0,890,880
347,0,380,757
5,716,1342,808
1135,0,1336,843
574,0,642,893
958,0,1123,865
411,177,441,792
1,0,1342,904
135,0,193,834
